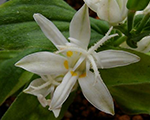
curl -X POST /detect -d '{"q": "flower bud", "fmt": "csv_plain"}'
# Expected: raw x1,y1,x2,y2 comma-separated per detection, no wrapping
121,36,150,53
84,0,128,25
143,3,150,14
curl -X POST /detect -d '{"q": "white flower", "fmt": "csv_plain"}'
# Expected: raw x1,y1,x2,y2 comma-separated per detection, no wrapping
15,4,140,117
120,36,150,53
83,0,128,25
15,52,68,117
24,75,63,117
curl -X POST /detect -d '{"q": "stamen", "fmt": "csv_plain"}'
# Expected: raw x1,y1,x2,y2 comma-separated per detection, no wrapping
73,56,85,71
88,27,118,53
41,75,48,81
79,72,86,78
66,51,73,57
37,95,48,107
87,55,101,83
70,71,78,76
50,85,55,97
30,81,51,90
93,52,104,69
64,60,69,69
86,60,90,75
56,46,88,56
52,80,61,86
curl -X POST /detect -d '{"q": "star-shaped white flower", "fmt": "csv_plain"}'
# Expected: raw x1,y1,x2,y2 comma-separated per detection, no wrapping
15,4,140,118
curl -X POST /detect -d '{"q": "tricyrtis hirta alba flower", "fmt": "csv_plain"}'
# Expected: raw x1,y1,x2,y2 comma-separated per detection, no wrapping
83,0,128,25
15,52,68,117
15,4,140,118
120,36,150,53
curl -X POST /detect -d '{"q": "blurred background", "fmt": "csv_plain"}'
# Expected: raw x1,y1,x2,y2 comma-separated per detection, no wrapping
0,0,7,5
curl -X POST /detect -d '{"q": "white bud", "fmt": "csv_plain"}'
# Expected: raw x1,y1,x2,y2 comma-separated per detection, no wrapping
120,36,150,53
84,0,128,25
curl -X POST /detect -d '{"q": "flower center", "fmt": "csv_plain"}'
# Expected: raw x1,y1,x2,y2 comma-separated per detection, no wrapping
63,50,87,77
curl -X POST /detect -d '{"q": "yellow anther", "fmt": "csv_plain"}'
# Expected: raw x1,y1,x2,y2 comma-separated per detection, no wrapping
66,51,73,57
79,73,86,78
64,60,69,69
70,71,77,76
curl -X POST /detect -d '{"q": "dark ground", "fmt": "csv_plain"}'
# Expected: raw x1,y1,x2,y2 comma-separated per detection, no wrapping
62,91,150,120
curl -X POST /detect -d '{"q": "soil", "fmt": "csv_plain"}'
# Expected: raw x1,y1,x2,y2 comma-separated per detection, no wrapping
62,91,150,120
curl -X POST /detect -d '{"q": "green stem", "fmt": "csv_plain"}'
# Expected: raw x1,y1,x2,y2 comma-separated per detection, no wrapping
113,36,127,47
136,13,150,33
127,10,136,34
114,24,128,36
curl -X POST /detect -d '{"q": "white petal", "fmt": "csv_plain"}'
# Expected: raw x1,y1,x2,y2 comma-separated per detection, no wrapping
23,78,52,97
79,71,114,115
15,52,68,75
50,71,78,109
94,50,140,69
88,54,100,80
119,0,128,20
68,37,86,49
37,94,50,107
136,36,150,53
97,0,127,24
33,13,68,48
83,0,99,12
69,4,90,49
52,108,61,118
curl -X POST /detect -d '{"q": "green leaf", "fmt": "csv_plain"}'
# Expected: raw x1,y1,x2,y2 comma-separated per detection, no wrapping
0,0,74,50
2,92,76,120
127,0,150,10
101,50,150,114
111,84,150,114
0,48,42,105
0,0,107,50
0,50,20,63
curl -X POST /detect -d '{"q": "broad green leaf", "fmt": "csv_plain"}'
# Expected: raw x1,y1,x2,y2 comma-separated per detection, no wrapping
110,84,150,114
0,50,20,63
101,50,150,114
127,0,150,10
0,0,107,50
0,48,43,105
2,92,76,120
